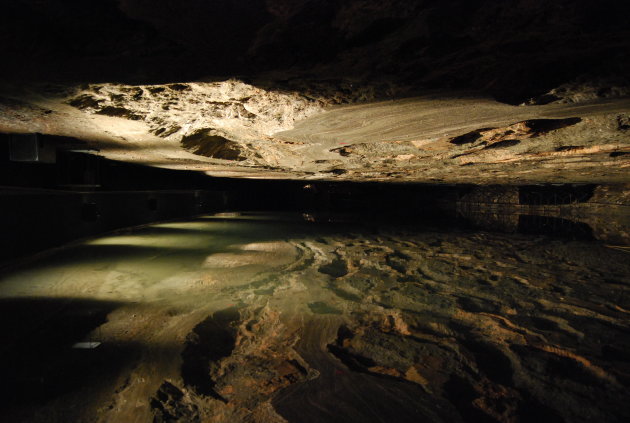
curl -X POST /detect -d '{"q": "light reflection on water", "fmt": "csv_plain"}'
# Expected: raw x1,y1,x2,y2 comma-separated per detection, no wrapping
0,212,629,423
0,213,312,301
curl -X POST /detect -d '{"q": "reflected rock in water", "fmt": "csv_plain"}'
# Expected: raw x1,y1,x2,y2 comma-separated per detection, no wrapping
457,184,630,245
0,214,628,423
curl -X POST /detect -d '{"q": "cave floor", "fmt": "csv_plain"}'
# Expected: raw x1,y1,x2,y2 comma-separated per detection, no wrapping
0,212,629,423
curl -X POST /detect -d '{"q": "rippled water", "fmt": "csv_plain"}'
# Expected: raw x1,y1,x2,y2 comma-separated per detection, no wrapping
0,212,629,423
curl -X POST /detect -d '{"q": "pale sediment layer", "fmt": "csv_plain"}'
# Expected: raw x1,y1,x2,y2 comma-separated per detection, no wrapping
0,81,629,183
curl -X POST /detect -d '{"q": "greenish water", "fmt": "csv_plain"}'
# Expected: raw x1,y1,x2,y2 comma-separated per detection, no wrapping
0,211,628,423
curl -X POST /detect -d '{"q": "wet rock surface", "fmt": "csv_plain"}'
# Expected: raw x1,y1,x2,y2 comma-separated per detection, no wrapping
0,212,628,422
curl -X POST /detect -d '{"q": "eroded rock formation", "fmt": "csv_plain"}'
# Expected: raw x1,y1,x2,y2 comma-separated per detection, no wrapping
0,0,628,183
1,214,629,422
1,81,628,182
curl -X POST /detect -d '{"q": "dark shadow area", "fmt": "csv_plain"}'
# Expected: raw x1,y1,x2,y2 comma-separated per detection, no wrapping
0,133,225,191
450,118,583,146
181,308,240,401
181,130,246,162
0,190,228,265
518,185,596,205
0,297,133,413
517,215,595,241
0,1,628,104
454,211,602,242
224,180,468,218
442,375,496,423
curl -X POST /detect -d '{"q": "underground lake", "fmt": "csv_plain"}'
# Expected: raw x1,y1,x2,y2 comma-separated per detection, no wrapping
0,210,628,422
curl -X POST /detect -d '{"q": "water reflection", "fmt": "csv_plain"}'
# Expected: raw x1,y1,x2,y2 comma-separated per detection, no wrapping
0,212,629,423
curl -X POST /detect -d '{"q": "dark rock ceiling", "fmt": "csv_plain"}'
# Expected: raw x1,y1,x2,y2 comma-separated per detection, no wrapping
1,0,629,182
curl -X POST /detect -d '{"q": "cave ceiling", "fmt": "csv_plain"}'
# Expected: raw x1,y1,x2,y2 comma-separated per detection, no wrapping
1,0,629,183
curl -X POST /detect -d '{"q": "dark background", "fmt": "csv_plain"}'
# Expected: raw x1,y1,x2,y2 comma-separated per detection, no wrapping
1,0,629,103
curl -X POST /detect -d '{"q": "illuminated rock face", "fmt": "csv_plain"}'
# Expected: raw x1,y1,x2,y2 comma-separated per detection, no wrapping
0,0,629,182
1,82,628,183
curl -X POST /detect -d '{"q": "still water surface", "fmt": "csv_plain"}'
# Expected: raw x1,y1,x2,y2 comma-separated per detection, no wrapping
0,212,628,423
